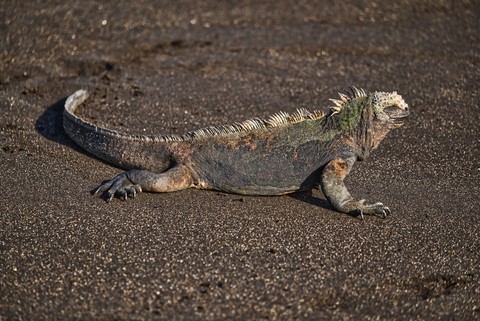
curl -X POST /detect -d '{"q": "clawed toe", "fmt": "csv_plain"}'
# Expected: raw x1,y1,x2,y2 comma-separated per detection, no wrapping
358,209,364,220
93,173,142,202
354,201,391,219
125,185,142,199
93,179,114,196
105,191,115,203
382,206,391,219
371,202,390,219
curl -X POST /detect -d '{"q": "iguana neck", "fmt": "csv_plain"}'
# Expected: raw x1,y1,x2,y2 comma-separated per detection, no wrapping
324,98,375,161
353,106,375,160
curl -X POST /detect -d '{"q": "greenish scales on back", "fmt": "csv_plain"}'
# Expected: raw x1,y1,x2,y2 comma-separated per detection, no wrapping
63,87,409,219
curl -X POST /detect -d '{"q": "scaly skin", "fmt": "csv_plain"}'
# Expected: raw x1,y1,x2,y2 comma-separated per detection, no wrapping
63,87,409,218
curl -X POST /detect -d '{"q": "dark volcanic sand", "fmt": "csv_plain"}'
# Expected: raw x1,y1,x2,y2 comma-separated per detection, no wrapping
1,1,479,320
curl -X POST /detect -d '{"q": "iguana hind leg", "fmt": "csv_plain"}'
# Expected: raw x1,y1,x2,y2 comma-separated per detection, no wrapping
320,157,390,219
94,165,193,202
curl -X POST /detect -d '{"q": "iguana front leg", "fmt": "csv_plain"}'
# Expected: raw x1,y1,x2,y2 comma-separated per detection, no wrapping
320,157,390,219
94,165,194,202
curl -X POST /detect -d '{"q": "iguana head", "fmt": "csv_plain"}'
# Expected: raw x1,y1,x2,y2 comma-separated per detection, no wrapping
328,87,409,156
367,90,409,151
370,91,410,128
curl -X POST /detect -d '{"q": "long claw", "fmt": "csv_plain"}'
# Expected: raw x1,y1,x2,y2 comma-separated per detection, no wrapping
94,181,112,196
382,206,391,219
106,191,114,203
127,188,136,199
359,209,364,220
348,200,391,219
117,190,127,201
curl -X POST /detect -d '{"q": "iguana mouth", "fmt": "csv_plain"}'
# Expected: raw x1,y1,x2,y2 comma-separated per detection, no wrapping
389,110,410,128
390,108,410,120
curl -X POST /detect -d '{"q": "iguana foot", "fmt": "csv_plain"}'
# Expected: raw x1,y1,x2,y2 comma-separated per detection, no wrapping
93,166,194,202
355,200,390,220
334,199,390,219
94,171,143,202
321,157,391,219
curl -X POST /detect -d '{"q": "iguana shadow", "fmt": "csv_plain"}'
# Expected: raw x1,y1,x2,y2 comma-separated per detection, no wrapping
288,189,334,210
289,190,361,218
35,96,112,163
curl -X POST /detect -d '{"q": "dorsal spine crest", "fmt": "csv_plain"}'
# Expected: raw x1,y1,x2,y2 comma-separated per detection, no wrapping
65,87,370,144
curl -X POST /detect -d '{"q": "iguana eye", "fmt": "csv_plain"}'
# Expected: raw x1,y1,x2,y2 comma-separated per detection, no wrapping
384,105,400,114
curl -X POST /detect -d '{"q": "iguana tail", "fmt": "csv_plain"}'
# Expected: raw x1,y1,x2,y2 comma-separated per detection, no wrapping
63,90,173,172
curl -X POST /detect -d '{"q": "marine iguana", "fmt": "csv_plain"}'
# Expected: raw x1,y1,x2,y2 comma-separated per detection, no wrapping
63,87,409,218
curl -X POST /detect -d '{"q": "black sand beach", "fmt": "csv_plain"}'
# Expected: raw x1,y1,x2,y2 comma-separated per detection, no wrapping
1,1,479,320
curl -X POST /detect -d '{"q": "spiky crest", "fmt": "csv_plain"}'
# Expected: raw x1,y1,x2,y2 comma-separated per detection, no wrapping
65,87,369,144
169,107,326,142
328,86,367,115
